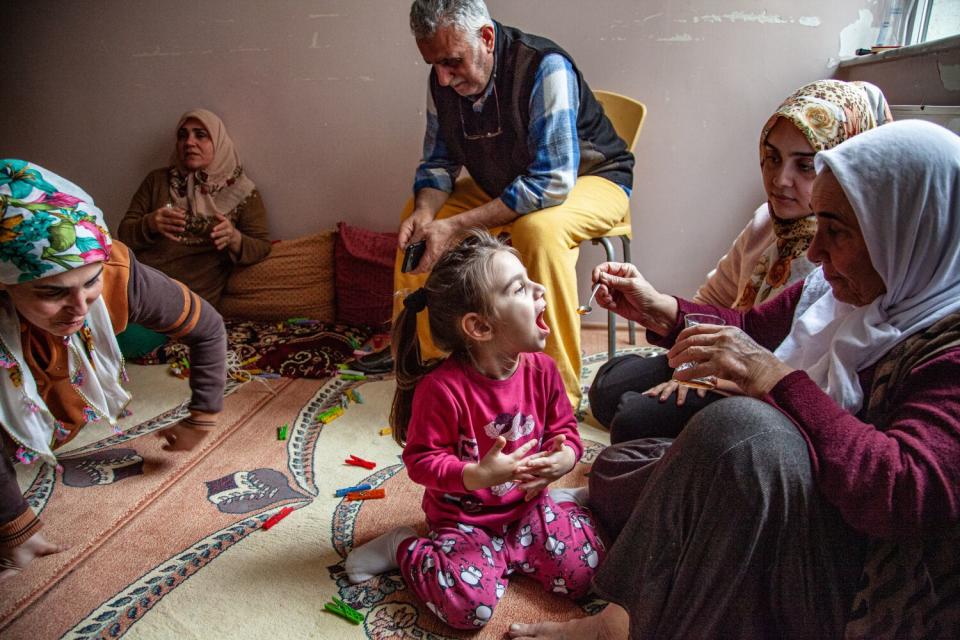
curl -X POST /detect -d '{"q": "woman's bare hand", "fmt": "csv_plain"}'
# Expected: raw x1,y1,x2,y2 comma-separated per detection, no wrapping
148,204,187,242
667,324,794,397
590,262,678,334
643,379,707,405
210,213,241,253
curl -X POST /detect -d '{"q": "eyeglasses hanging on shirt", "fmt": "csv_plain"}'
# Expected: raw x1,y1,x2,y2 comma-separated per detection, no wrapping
459,84,503,140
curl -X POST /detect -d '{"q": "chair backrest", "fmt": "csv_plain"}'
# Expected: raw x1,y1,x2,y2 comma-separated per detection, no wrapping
593,90,646,152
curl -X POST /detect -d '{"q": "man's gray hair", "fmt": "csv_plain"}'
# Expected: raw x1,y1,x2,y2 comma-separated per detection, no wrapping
409,0,493,42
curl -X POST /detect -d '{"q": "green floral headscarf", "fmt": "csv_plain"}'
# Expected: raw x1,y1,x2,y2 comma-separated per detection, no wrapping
0,159,113,284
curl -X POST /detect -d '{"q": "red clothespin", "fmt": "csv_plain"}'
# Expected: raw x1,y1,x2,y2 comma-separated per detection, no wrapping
261,506,294,530
346,488,385,501
344,454,376,470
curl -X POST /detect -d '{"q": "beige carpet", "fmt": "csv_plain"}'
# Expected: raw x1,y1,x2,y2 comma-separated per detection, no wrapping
2,348,662,639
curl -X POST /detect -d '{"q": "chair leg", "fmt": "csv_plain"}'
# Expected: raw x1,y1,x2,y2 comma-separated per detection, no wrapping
621,235,636,345
592,237,617,359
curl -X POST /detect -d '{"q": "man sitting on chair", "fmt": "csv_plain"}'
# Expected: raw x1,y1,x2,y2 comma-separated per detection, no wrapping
394,0,635,409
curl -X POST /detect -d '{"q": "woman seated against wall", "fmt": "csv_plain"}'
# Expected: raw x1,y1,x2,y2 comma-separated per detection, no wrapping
510,120,960,639
118,108,272,310
589,79,892,443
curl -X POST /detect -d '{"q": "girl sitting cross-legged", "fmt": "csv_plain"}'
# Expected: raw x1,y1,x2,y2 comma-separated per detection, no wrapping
345,230,603,630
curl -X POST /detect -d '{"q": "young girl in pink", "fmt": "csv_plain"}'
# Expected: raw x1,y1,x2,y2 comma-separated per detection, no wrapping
345,232,603,630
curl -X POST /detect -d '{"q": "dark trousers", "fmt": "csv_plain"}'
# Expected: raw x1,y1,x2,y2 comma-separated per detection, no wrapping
588,396,866,640
589,353,721,443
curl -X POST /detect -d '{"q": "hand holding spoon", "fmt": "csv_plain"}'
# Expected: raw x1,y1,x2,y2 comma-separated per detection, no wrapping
577,281,602,315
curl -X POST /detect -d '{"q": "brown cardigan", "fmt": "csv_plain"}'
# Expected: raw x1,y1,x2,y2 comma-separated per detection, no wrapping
117,168,272,309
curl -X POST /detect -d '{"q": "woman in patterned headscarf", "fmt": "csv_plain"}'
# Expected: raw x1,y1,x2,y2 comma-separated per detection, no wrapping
589,80,892,443
0,160,226,582
118,108,272,309
512,118,960,640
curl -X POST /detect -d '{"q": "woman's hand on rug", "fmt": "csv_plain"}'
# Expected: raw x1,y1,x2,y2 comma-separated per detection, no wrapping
156,411,217,451
463,437,537,491
0,532,68,583
643,379,706,405
515,435,577,501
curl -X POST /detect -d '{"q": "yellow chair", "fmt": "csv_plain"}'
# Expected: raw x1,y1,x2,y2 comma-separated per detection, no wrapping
590,90,647,358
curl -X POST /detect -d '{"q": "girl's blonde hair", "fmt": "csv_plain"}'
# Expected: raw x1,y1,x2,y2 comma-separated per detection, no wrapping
390,229,516,446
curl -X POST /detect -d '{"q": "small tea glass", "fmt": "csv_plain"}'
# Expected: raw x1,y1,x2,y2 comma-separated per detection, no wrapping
672,313,726,390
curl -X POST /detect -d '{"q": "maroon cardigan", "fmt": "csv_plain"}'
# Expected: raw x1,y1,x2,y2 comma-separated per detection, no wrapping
650,280,960,539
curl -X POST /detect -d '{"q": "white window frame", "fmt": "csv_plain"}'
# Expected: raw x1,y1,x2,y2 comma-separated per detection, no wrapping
906,0,959,44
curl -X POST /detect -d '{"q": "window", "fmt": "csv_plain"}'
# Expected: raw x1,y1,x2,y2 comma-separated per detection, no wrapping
907,0,960,44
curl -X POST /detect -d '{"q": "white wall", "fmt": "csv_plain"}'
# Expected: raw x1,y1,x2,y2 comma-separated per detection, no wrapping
0,0,879,316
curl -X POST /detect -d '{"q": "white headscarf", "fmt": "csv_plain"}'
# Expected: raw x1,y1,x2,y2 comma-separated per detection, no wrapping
774,120,960,412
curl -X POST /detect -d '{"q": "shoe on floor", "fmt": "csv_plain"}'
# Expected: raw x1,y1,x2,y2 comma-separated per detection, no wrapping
351,348,394,374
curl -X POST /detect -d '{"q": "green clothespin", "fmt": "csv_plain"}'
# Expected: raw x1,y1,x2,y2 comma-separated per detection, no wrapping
324,597,363,624
277,424,288,440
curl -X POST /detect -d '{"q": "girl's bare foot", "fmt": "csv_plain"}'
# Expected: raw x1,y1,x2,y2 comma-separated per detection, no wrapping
0,532,68,582
508,603,628,640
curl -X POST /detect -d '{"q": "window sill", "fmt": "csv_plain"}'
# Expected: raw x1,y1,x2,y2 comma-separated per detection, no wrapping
837,33,960,69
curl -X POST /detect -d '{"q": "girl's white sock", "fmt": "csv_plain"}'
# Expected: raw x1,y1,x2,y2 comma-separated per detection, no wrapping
548,485,589,506
345,525,417,584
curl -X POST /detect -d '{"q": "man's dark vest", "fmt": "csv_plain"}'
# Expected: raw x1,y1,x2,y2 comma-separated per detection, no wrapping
432,22,634,201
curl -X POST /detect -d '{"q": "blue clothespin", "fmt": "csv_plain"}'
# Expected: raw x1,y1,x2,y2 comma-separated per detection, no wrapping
335,483,372,497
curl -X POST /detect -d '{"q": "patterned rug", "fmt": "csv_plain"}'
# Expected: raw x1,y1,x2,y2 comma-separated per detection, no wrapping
1,348,662,640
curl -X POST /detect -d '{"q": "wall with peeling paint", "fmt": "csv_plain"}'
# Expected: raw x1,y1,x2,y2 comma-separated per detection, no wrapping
2,0,891,309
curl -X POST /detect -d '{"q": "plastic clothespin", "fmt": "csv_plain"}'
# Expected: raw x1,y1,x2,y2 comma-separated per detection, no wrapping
324,597,363,624
340,373,366,381
379,426,392,436
335,483,373,497
346,488,385,501
277,424,288,440
317,406,345,424
261,506,294,530
345,454,376,470
340,393,350,410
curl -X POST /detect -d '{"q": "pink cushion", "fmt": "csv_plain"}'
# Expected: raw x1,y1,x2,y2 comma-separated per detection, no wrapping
334,222,398,328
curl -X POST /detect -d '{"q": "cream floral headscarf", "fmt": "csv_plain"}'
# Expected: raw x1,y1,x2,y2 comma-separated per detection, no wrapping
735,80,892,310
0,160,129,466
168,108,256,243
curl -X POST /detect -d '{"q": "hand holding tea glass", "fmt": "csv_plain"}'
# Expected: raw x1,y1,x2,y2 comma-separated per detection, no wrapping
671,314,726,389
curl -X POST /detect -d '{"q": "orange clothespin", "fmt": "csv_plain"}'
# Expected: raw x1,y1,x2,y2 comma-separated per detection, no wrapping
345,454,376,470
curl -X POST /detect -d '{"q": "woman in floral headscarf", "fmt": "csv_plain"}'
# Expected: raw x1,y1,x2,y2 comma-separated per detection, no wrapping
118,108,272,309
0,160,226,582
589,80,892,443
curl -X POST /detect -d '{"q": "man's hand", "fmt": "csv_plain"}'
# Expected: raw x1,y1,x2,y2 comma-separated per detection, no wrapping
514,435,577,501
463,437,537,491
0,532,68,583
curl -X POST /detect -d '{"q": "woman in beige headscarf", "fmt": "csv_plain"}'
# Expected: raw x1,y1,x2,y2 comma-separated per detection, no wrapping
588,80,892,443
118,109,272,309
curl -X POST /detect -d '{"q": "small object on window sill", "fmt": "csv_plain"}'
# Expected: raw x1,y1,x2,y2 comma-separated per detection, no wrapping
855,48,874,55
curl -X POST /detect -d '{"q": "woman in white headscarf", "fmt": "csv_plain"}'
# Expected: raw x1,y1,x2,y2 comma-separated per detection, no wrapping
588,80,893,443
509,121,960,639
0,159,226,583
118,108,272,309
